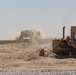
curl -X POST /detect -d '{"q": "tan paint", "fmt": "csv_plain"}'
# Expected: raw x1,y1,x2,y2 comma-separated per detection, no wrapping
71,26,76,47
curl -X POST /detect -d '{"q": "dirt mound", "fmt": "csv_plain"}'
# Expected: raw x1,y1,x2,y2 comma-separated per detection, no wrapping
17,48,40,61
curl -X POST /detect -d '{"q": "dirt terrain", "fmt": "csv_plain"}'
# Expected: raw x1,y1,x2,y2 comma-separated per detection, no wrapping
0,42,76,70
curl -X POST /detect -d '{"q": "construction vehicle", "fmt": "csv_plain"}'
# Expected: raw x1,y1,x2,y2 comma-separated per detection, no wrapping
19,30,33,42
18,29,41,43
52,26,76,58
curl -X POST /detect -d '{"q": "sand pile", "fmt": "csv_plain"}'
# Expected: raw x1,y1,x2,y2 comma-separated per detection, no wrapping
17,49,40,61
0,42,76,70
0,43,40,61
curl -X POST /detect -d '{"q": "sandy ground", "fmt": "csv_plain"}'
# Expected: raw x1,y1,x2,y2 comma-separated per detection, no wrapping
0,42,76,70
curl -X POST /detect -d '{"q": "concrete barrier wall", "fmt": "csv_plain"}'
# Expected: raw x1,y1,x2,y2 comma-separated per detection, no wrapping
0,40,26,44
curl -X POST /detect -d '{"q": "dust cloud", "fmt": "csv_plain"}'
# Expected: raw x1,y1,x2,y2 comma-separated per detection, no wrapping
10,27,46,40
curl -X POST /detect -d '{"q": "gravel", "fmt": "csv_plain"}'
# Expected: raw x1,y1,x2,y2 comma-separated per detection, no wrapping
0,69,76,75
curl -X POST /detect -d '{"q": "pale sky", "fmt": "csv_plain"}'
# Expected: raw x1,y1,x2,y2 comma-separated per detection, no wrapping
0,0,76,40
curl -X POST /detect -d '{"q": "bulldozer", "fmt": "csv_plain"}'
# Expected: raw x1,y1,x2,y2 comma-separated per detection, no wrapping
52,26,76,58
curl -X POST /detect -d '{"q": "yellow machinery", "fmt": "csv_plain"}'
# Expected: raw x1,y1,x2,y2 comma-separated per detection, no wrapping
71,26,76,48
52,26,76,58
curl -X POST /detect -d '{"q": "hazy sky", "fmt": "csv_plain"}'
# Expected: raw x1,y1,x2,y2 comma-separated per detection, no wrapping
0,0,76,40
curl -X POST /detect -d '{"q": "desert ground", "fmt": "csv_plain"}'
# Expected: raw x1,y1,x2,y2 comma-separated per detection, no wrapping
0,42,76,70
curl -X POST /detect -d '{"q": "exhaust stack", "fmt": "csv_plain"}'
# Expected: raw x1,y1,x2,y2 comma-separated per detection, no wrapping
63,26,66,39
